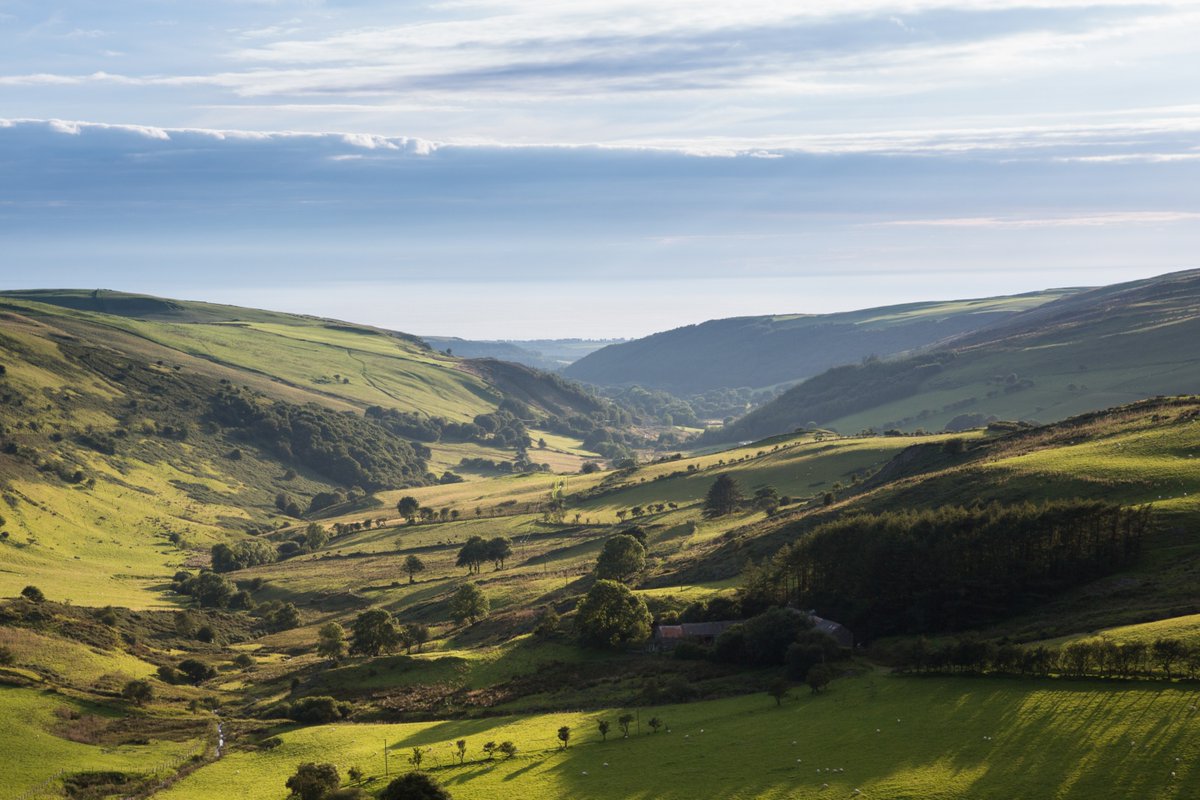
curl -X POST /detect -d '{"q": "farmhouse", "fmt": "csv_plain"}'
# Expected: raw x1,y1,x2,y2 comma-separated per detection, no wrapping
653,612,853,651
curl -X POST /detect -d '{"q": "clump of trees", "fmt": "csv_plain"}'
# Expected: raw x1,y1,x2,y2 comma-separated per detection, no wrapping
210,540,276,573
456,537,512,574
743,501,1151,637
208,387,429,491
575,580,652,648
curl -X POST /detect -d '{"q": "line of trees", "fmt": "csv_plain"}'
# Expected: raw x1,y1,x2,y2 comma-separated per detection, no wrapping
743,500,1151,638
889,635,1200,680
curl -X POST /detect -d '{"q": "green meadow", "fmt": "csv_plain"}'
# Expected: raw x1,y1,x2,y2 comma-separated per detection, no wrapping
161,673,1200,800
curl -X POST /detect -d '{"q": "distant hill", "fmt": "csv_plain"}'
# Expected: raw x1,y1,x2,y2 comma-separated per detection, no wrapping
708,269,1200,442
563,291,1076,394
422,336,622,371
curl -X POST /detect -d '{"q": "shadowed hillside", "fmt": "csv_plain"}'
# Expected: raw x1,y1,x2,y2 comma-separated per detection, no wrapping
708,269,1200,442
565,290,1076,395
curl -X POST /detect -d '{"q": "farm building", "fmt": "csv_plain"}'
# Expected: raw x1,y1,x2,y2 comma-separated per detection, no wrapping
653,612,853,651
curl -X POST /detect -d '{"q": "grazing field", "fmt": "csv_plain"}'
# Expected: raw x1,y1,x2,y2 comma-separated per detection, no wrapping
161,673,1200,800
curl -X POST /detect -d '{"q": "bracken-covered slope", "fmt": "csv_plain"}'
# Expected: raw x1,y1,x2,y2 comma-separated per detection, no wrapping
564,290,1076,394
709,269,1200,442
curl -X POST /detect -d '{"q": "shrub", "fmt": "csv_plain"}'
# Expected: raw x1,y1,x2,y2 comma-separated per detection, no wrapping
177,659,216,685
285,763,340,800
379,772,452,800
289,696,352,724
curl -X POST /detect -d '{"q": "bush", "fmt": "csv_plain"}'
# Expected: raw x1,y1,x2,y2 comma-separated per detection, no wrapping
122,680,154,706
289,696,352,724
379,772,452,800
20,585,45,603
285,763,340,800
177,659,216,685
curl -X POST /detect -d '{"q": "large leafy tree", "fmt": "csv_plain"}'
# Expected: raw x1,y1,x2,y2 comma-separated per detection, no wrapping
575,579,652,648
350,609,397,656
594,535,646,583
703,474,744,518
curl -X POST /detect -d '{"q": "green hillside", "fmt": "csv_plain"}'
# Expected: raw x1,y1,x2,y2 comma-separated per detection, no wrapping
0,292,627,606
564,290,1076,395
710,270,1200,442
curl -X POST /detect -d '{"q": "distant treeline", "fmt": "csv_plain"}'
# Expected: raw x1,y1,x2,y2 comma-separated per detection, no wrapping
208,388,429,490
888,634,1200,681
744,501,1151,638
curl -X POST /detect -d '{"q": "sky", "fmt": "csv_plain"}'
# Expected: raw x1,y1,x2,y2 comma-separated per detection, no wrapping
1,1,1199,338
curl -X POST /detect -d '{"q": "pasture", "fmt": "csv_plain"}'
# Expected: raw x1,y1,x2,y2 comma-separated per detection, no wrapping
161,673,1200,800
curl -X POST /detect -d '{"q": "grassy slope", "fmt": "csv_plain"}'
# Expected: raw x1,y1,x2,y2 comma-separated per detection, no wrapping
718,269,1200,440
0,295,615,607
564,290,1074,394
162,672,1200,800
1,687,206,798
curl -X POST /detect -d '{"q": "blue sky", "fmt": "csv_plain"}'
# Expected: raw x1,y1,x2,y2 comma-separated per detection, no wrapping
2,1,1199,337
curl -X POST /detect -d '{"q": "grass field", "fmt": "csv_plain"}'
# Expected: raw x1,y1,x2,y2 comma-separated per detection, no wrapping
161,672,1200,800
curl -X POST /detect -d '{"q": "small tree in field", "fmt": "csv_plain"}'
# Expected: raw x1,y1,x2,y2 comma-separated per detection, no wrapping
703,474,743,518
767,678,791,706
409,746,427,769
449,583,489,625
557,726,571,750
455,739,467,764
806,664,834,694
317,622,346,661
482,741,497,760
597,720,610,742
498,741,517,759
648,717,663,734
397,496,421,522
618,713,634,738
403,555,426,584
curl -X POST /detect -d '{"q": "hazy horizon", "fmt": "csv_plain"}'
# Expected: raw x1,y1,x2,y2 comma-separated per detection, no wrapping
0,266,1182,339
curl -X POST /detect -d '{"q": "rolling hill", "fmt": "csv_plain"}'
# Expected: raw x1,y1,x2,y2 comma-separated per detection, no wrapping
0,290,621,604
563,290,1078,394
708,269,1200,442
